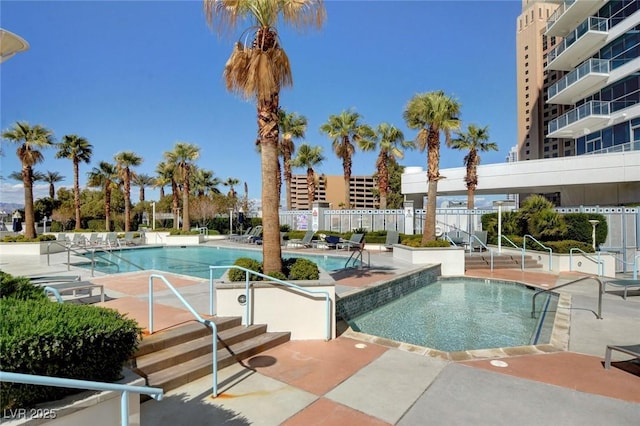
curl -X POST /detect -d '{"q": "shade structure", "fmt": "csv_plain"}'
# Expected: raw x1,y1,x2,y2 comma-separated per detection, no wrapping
0,29,29,63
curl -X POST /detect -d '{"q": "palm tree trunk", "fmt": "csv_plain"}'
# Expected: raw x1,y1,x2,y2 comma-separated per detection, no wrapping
182,168,190,231
171,180,179,229
258,97,282,274
467,187,475,210
378,152,389,210
124,170,131,232
284,158,293,211
306,167,315,206
422,129,441,244
159,186,165,199
105,186,112,231
22,166,36,238
74,160,81,230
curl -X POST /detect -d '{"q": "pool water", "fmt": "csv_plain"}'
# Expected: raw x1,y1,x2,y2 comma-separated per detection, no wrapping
80,246,352,278
347,278,556,352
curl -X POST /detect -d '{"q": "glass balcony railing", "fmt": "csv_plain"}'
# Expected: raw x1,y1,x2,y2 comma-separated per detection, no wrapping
548,100,610,134
548,58,609,100
584,140,640,155
547,16,608,64
546,0,576,32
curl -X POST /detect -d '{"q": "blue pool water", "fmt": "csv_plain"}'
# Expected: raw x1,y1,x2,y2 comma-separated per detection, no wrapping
80,246,351,278
348,278,556,352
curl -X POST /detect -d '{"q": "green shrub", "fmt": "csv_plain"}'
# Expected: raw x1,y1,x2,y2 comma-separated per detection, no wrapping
168,229,200,236
401,238,451,248
0,299,141,409
1,235,56,243
50,221,63,232
287,258,320,280
279,224,291,232
543,239,594,254
266,271,287,281
228,258,263,281
0,272,47,301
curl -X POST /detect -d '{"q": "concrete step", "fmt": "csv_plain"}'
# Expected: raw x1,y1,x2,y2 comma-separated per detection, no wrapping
144,331,291,392
465,254,543,270
131,318,291,394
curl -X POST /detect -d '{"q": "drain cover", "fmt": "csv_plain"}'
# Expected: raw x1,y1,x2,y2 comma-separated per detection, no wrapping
490,360,509,368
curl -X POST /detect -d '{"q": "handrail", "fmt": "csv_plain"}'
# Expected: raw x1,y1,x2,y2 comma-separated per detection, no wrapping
635,253,639,280
523,235,552,271
148,273,219,397
599,250,639,276
47,240,88,270
89,248,145,277
209,265,332,342
531,275,603,319
569,248,604,276
467,234,494,271
0,371,162,426
345,248,369,269
500,235,524,270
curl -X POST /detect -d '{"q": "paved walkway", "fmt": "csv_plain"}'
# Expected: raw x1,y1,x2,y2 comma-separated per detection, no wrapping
2,246,639,425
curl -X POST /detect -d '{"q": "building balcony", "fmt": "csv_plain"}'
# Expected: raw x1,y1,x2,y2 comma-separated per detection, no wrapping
547,16,608,71
547,58,609,105
547,100,610,138
546,0,607,37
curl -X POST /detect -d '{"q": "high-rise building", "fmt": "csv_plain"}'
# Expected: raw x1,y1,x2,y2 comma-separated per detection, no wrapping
289,175,377,210
518,0,640,160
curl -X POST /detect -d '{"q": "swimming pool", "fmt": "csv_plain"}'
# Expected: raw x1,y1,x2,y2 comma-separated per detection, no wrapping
342,276,558,352
79,246,352,278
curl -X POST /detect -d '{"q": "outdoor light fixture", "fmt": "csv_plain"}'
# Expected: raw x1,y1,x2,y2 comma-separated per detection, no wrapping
588,220,599,251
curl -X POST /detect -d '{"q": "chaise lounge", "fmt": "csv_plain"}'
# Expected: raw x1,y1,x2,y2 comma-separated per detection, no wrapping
604,344,640,369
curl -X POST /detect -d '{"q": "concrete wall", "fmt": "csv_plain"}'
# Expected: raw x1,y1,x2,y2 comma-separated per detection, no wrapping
216,281,336,340
392,245,465,276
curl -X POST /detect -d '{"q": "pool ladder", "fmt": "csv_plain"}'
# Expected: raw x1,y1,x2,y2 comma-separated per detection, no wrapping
531,275,604,319
345,248,369,269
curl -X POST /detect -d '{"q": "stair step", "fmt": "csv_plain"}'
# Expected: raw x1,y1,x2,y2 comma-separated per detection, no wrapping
133,324,268,374
145,331,291,391
136,316,242,357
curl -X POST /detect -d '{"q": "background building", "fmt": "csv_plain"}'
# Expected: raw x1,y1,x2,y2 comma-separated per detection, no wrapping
289,175,377,210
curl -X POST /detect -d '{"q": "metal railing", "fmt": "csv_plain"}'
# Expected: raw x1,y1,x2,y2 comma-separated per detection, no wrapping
147,274,219,397
0,371,162,426
569,248,604,276
523,235,552,271
500,235,524,270
531,275,603,319
209,265,332,341
345,248,369,269
467,234,494,271
88,248,145,276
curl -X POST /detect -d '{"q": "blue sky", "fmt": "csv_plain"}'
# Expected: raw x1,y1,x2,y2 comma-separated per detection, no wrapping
1,0,521,206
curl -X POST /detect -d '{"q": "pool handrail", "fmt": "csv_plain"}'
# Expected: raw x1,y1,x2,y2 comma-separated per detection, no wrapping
523,235,552,271
209,265,332,342
0,371,163,426
500,235,523,270
147,273,220,397
89,247,145,277
467,234,494,271
598,250,639,277
47,240,89,270
636,253,639,280
531,275,603,319
345,248,369,269
569,247,604,276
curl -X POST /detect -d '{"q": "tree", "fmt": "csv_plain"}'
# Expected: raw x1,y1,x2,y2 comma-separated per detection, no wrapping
165,142,200,231
320,110,375,209
371,123,414,209
158,159,180,229
192,168,220,197
278,109,307,210
87,161,118,231
2,121,55,238
42,171,65,199
403,91,461,243
133,173,155,202
223,177,240,198
114,151,142,232
450,124,498,210
56,134,93,230
203,0,325,274
291,143,325,206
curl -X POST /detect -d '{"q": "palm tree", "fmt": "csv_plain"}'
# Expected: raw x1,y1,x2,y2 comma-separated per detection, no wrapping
2,121,55,238
203,0,326,274
403,91,461,243
292,143,325,206
278,109,307,210
192,168,220,197
158,159,180,228
114,151,142,232
450,124,498,210
133,173,155,202
320,110,375,209
223,177,240,198
42,171,65,199
56,134,93,230
165,142,200,231
87,161,118,231
154,161,173,200
372,123,414,209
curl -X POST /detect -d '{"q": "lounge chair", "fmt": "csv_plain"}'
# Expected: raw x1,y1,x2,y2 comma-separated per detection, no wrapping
286,230,314,248
105,232,120,249
70,233,87,247
42,281,105,303
122,231,138,246
230,227,252,242
604,344,640,369
384,230,399,251
470,230,488,252
238,226,262,244
337,233,365,251
603,278,640,300
86,233,103,246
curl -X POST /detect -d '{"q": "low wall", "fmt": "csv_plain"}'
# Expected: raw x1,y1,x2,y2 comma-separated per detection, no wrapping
0,241,67,256
499,247,617,277
216,280,336,340
392,245,465,276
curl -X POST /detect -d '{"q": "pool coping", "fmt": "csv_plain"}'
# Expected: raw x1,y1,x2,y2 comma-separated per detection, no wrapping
339,276,572,361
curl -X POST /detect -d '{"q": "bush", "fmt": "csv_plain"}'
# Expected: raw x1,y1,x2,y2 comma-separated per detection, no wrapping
2,235,56,243
228,258,263,281
401,238,451,248
168,229,200,236
0,299,141,409
543,239,594,254
0,272,47,301
287,258,320,280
